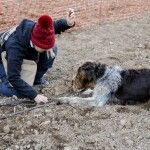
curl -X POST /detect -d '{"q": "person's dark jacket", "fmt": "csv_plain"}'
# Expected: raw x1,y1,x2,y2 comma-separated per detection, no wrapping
0,18,73,99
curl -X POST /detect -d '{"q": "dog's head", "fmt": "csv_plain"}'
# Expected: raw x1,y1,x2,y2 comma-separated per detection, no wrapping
72,61,106,92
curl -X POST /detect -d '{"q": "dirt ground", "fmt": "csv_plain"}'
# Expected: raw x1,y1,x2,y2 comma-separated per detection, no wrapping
0,12,150,150
0,0,150,29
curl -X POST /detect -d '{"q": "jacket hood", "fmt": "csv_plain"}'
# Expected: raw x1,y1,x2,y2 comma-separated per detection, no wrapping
15,19,35,47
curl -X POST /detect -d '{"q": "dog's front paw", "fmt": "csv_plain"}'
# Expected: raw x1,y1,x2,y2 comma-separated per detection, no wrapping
56,97,70,105
81,89,93,97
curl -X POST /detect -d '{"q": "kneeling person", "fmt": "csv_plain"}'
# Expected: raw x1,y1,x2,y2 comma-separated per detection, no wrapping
0,10,75,104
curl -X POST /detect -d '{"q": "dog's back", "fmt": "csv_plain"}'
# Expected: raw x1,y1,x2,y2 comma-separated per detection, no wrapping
115,69,150,105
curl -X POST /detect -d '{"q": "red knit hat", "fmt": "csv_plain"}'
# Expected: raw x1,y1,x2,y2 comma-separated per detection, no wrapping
31,15,55,50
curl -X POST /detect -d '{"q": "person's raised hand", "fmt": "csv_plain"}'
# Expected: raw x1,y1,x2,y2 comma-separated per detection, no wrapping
66,8,75,26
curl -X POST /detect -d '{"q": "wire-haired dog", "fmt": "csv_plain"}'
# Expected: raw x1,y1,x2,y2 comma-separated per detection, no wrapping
58,62,150,107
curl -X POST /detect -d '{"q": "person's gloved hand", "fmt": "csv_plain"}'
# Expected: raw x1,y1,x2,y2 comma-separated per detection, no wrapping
34,94,48,104
66,8,75,26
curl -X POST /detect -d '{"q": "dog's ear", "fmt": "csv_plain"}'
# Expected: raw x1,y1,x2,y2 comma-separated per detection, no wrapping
94,63,106,78
83,62,97,82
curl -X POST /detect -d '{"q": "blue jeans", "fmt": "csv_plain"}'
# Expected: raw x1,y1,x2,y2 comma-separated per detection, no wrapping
0,63,23,97
34,45,58,84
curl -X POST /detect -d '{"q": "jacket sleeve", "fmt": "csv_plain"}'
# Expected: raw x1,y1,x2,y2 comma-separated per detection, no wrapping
6,47,37,99
53,19,75,34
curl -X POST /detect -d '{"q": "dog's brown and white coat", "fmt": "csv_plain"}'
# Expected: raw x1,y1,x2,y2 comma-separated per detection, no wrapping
58,62,150,107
